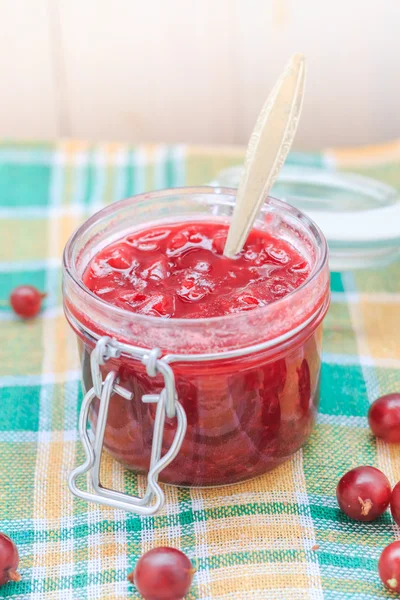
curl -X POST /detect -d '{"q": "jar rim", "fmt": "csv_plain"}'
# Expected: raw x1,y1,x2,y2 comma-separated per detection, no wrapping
63,186,328,331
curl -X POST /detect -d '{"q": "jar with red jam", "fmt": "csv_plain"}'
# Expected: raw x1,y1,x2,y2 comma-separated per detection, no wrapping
63,187,329,514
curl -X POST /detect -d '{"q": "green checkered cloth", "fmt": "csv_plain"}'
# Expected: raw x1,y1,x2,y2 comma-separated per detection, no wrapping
0,140,399,599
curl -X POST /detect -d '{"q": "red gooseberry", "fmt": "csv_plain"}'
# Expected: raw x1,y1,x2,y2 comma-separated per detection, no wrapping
368,393,400,444
391,481,400,527
378,541,400,593
9,285,46,319
336,466,391,521
0,533,20,587
128,547,195,600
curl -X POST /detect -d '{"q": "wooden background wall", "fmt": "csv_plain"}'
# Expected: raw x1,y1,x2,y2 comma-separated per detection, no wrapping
1,0,399,149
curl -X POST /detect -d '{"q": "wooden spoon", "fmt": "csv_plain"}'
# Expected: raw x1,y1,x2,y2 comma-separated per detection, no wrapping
223,53,306,258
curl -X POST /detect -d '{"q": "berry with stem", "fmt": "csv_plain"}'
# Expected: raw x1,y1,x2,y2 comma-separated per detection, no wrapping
379,541,400,593
336,466,391,521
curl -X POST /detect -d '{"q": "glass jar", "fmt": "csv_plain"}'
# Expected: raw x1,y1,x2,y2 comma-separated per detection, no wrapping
63,187,329,510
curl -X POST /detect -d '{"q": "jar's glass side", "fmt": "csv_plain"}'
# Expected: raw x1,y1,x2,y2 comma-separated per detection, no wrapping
78,321,323,487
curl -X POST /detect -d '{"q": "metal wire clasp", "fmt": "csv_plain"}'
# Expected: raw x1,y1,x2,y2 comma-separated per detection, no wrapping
68,337,187,515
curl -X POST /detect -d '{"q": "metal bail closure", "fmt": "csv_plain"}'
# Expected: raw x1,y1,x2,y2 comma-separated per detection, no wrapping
68,337,187,515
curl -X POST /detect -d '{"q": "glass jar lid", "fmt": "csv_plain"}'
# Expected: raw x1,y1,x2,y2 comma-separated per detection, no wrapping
211,165,400,271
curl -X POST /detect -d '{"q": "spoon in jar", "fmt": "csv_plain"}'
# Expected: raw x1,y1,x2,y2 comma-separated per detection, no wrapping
223,53,306,258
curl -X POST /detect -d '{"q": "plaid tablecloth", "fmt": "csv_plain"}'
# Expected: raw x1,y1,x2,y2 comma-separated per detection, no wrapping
0,140,400,600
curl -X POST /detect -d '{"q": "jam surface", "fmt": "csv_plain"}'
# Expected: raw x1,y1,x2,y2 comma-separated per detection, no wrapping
83,221,310,319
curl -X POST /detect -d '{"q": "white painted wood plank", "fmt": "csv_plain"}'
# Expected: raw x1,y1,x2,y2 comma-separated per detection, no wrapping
2,0,398,147
58,0,236,144
0,0,58,138
234,0,400,149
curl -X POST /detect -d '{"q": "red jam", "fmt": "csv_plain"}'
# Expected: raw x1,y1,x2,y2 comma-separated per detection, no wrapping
83,222,310,318
76,219,324,487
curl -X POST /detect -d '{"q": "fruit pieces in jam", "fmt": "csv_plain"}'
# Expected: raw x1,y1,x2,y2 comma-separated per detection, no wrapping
83,221,310,319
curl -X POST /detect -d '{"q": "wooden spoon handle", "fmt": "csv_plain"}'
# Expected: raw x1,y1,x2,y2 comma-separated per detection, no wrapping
223,53,306,258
